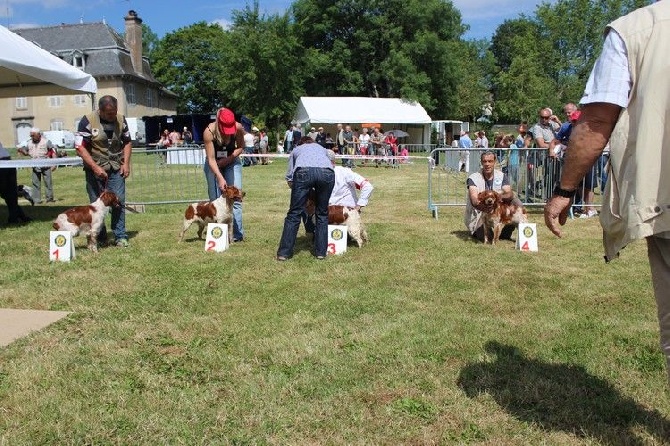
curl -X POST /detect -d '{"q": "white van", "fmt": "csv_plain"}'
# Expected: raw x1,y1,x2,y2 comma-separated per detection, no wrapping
43,130,75,149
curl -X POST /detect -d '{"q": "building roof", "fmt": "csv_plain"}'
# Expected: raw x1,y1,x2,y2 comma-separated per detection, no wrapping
14,22,160,85
294,97,432,125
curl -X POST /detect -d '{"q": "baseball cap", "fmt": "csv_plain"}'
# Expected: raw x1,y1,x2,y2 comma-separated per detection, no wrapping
217,108,236,135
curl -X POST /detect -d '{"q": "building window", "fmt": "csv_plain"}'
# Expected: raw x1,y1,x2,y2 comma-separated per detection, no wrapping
146,88,155,108
73,55,84,68
50,120,64,131
48,96,64,108
73,95,87,106
15,97,27,110
126,84,136,105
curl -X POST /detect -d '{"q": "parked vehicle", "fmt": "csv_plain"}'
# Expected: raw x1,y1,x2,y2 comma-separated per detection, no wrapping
43,130,75,149
126,117,146,147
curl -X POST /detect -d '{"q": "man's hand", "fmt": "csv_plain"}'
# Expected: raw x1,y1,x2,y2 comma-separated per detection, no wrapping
544,196,572,237
120,162,131,179
94,166,108,181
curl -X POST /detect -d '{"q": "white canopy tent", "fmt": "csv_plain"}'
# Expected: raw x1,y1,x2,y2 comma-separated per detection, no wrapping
293,97,432,145
0,25,97,98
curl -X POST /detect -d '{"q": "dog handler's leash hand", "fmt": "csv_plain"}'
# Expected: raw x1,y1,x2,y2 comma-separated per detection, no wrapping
544,196,571,238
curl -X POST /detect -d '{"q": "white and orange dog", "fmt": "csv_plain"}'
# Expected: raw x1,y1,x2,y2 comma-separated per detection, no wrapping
328,205,369,248
179,186,245,243
478,190,528,245
52,190,121,252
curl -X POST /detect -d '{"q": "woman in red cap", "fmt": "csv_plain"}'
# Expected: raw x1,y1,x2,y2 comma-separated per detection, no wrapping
203,107,246,241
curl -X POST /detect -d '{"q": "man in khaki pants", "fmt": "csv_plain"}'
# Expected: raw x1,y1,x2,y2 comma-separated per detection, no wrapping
545,1,670,385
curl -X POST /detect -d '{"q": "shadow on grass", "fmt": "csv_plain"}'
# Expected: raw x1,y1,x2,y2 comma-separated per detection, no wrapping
457,341,670,444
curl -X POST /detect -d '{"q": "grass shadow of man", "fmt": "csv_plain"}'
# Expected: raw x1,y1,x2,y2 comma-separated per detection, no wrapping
457,341,669,444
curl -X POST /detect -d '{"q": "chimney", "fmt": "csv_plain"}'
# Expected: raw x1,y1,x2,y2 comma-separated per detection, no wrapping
124,10,143,75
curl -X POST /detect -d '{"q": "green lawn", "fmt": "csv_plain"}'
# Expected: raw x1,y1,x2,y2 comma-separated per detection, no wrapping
1,158,668,445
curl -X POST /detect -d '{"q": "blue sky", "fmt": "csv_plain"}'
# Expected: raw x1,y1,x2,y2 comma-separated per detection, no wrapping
2,0,554,40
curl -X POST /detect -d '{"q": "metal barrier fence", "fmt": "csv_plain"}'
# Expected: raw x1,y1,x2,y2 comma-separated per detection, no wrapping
427,147,609,218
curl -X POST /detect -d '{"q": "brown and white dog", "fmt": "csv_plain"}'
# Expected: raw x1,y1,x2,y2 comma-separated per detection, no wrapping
478,190,527,245
305,192,369,247
52,190,121,252
179,185,245,243
328,205,369,248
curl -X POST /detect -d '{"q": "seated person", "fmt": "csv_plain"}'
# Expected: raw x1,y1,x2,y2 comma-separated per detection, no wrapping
464,151,522,242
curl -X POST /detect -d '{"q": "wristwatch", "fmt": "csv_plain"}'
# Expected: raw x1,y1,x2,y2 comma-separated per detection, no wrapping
553,185,576,198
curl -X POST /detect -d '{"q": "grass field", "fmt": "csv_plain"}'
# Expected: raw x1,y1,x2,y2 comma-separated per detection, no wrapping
1,156,669,445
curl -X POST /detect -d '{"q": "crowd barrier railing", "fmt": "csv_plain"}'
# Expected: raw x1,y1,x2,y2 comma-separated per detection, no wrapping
427,147,609,219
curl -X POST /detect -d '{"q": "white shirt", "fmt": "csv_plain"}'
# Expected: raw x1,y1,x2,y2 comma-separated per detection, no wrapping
358,133,370,148
329,165,374,207
243,132,255,148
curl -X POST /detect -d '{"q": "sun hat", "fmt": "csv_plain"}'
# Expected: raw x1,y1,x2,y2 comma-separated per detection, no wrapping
217,108,236,135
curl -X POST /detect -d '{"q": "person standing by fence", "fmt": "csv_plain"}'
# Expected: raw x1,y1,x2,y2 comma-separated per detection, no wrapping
203,107,246,242
17,127,56,203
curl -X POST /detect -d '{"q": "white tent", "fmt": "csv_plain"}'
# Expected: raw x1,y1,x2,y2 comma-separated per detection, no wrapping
294,97,432,125
0,25,97,98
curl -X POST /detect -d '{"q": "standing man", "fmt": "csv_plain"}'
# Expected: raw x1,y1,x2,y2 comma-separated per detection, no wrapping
315,127,327,148
75,95,132,247
276,137,335,261
203,107,246,242
17,127,56,203
283,125,294,154
529,108,558,199
458,130,473,173
545,1,670,385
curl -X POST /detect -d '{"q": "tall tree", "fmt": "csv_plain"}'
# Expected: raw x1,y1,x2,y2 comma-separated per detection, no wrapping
141,24,159,58
290,0,470,118
149,23,230,114
223,2,305,130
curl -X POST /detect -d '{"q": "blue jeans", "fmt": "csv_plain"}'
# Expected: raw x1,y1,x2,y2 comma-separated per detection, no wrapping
85,168,126,242
243,146,256,166
278,167,335,258
204,158,244,241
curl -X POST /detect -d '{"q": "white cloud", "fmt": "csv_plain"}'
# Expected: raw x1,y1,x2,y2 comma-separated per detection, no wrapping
211,18,232,30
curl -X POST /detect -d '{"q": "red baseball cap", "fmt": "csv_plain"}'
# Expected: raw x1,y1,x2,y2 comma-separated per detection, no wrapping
217,108,236,135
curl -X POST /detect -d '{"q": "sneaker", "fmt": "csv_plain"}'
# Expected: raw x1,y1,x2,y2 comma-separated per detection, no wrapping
579,209,598,219
46,198,56,203
115,239,129,247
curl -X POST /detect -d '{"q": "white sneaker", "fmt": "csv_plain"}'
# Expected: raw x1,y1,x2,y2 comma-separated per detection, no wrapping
579,209,598,218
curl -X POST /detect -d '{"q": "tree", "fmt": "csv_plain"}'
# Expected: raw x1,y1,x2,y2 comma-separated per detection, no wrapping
290,0,470,118
141,24,159,58
150,23,230,114
223,2,305,130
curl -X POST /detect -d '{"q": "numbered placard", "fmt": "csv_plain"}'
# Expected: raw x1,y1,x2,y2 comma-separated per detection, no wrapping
327,225,348,255
516,223,538,252
50,231,75,262
204,223,229,252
